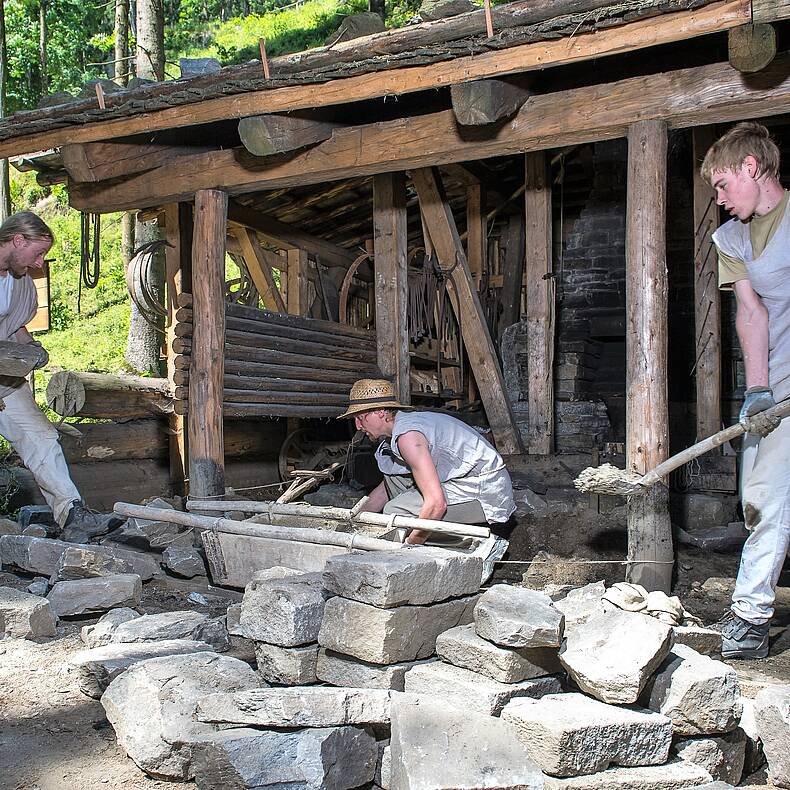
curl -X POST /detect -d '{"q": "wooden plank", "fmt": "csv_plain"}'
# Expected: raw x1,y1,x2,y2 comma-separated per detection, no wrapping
450,78,530,126
61,140,214,183
691,126,722,442
233,226,287,312
69,52,790,214
228,200,355,268
752,0,790,22
287,248,310,316
499,212,525,332
3,0,751,159
625,120,673,593
466,184,486,289
523,152,555,456
411,167,522,455
373,172,410,405
59,419,168,463
239,113,338,156
188,189,227,499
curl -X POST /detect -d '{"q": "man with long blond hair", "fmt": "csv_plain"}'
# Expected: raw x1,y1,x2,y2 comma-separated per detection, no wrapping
702,122,789,659
0,211,117,534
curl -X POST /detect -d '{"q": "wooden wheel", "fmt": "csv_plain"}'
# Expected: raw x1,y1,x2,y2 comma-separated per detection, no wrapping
278,428,348,482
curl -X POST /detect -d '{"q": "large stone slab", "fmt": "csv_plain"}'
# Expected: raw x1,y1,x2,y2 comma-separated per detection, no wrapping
541,758,712,789
239,572,331,646
644,644,742,735
81,607,140,647
553,581,606,635
47,574,142,617
192,726,377,790
109,610,209,643
254,641,319,685
389,693,544,789
437,623,561,683
0,586,56,638
318,594,477,664
405,660,561,716
738,697,766,776
754,683,790,789
101,651,259,780
474,585,564,648
162,546,206,578
71,639,214,698
672,625,722,656
0,535,70,575
501,692,673,777
316,649,432,691
673,729,746,785
560,609,673,704
322,547,482,607
51,546,136,583
197,686,392,728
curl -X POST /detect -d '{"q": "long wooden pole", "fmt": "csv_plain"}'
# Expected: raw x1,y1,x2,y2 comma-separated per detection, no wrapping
625,120,673,593
188,189,227,500
691,126,722,441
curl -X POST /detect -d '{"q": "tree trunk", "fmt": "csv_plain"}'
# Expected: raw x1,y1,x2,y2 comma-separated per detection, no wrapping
135,0,164,81
114,0,130,86
0,0,10,220
368,0,385,20
39,0,47,95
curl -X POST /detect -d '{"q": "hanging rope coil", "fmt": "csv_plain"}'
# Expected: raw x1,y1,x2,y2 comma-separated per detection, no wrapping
125,238,170,333
78,212,101,313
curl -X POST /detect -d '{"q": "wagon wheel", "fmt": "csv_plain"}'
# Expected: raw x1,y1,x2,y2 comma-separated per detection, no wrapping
338,251,373,326
278,429,348,482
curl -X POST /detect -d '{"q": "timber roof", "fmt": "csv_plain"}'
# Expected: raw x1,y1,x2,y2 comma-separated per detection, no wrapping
0,0,782,157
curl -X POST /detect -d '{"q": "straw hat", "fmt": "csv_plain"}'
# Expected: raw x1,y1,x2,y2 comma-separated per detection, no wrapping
338,378,411,419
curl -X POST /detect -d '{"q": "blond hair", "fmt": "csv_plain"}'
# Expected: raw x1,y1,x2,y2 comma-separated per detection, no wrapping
0,211,54,246
701,122,780,185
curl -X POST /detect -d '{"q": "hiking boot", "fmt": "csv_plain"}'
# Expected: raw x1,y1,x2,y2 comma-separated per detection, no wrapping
63,500,122,540
711,610,770,660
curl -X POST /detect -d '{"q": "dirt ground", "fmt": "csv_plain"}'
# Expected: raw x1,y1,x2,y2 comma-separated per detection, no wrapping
0,548,788,789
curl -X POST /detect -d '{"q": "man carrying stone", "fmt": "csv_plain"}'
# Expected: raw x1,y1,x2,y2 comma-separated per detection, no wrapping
702,122,789,659
339,378,515,550
0,211,116,534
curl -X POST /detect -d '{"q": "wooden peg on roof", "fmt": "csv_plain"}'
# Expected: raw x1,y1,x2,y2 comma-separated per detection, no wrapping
259,39,271,79
483,0,494,38
94,82,106,110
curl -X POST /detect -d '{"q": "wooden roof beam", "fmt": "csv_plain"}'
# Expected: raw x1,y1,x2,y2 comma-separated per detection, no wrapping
0,0,751,159
69,53,790,215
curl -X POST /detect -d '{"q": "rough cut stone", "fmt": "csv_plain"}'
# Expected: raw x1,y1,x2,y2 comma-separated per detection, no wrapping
47,574,142,617
418,0,477,22
474,585,564,648
673,729,746,785
101,651,259,780
560,609,673,704
390,693,544,789
0,535,70,575
0,586,56,638
18,505,56,530
322,547,482,607
316,648,432,691
51,546,136,583
376,740,391,789
738,697,766,776
197,686,391,728
192,726,377,790
644,644,742,735
109,610,209,643
26,578,49,596
22,524,46,537
553,581,606,634
436,623,561,683
162,546,206,578
179,57,221,78
319,594,477,664
226,603,243,636
240,572,331,646
502,692,672,777
194,616,230,652
541,758,713,789
672,625,722,656
255,641,319,685
405,660,561,716
0,517,20,535
71,639,214,698
325,11,384,44
753,683,790,789
81,607,140,647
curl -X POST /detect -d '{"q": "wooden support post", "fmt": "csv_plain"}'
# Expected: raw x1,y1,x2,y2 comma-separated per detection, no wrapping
188,189,227,500
164,202,192,496
625,120,673,593
373,172,410,405
499,211,525,333
287,248,310,316
466,184,486,290
524,152,555,455
692,127,722,442
233,226,287,312
412,167,522,455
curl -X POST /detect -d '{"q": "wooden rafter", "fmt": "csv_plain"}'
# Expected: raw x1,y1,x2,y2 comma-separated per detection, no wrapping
232,226,287,313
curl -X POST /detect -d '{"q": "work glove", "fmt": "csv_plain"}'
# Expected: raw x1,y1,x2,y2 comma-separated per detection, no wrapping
739,386,780,438
29,339,49,370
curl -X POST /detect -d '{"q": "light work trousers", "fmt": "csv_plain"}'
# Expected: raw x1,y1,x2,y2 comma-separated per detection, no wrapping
732,416,790,624
0,385,80,526
382,473,488,525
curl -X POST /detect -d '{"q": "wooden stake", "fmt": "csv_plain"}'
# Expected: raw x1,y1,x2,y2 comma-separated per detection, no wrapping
483,0,494,38
259,39,270,80
94,82,106,110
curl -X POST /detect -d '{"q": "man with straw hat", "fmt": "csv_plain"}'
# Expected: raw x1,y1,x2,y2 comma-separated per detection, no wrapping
702,122,790,660
339,378,515,547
